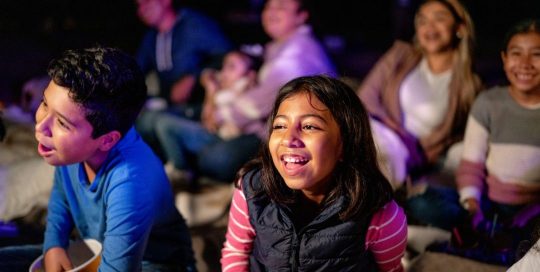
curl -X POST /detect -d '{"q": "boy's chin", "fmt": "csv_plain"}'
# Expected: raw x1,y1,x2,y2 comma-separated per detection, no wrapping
40,156,65,166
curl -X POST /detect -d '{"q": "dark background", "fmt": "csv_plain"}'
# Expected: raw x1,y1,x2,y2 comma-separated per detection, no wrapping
1,0,539,104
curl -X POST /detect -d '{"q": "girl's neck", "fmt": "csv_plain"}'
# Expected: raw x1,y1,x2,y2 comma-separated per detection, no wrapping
508,86,540,108
425,50,454,74
157,9,177,33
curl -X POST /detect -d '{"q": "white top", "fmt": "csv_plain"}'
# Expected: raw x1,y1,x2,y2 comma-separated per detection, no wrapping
399,58,452,138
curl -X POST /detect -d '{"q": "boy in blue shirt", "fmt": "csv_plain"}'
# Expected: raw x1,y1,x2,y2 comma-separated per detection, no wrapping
32,47,194,271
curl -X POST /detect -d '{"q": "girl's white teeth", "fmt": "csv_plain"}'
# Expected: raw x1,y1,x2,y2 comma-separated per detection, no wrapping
516,74,533,80
283,156,307,163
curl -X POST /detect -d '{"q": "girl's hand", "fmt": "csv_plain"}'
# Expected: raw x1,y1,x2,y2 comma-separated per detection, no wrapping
44,247,73,272
464,198,484,229
511,203,540,228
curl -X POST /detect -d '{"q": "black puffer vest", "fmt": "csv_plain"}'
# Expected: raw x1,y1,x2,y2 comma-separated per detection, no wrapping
242,171,377,271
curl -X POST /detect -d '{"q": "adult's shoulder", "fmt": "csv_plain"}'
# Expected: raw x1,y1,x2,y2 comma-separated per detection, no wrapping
383,40,418,60
179,8,220,27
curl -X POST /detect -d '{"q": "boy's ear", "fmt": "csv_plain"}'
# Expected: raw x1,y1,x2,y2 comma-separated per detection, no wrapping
98,130,122,152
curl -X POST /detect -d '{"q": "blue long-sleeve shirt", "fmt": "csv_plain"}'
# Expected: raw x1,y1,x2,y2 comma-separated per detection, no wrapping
43,127,194,271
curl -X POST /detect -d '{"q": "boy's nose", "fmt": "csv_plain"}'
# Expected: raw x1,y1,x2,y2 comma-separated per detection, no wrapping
35,115,52,137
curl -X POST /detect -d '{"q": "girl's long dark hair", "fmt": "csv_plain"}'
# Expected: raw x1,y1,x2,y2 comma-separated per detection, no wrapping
237,75,393,221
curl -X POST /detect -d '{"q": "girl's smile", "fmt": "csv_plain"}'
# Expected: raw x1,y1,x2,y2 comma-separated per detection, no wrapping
280,153,310,176
502,32,540,105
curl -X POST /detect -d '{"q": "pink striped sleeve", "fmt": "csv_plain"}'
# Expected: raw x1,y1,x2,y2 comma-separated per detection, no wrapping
221,187,256,272
365,200,407,272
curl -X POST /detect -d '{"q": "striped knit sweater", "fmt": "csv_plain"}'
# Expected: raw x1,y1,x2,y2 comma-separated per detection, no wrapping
458,86,540,205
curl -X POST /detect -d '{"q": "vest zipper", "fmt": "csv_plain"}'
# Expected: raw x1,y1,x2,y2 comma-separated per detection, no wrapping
290,237,299,271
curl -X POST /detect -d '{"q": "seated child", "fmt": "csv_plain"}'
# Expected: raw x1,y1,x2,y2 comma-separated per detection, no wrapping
458,18,540,230
158,50,262,186
18,47,194,271
221,75,407,271
200,50,260,140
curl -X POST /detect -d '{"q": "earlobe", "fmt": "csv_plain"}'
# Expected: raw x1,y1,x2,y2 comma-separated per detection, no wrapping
99,131,121,151
456,24,465,39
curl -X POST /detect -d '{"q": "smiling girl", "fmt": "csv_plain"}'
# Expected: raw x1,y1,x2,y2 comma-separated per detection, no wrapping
221,76,407,271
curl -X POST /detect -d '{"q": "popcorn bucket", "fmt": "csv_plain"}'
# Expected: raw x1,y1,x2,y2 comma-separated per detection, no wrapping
29,239,102,272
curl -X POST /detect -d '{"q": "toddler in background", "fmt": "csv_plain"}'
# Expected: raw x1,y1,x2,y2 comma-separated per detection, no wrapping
200,50,261,140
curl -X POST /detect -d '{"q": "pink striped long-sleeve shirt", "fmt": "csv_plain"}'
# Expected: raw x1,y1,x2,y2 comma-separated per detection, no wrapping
221,188,407,272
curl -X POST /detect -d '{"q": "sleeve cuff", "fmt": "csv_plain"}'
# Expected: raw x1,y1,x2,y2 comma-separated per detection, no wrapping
459,186,482,204
43,232,69,254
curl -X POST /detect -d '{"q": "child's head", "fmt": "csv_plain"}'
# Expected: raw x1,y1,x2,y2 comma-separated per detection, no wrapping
35,47,146,166
46,47,146,137
258,75,393,220
501,18,540,97
218,51,260,89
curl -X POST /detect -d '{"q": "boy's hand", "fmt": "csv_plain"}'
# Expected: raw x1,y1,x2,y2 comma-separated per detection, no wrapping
44,247,73,272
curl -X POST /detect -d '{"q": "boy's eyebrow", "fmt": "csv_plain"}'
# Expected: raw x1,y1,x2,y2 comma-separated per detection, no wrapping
56,111,77,127
43,94,77,127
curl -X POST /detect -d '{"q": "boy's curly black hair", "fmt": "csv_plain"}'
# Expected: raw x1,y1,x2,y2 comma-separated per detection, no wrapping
47,47,147,138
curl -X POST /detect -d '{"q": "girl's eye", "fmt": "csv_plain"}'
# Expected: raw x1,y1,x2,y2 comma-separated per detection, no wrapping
302,124,319,130
272,124,286,130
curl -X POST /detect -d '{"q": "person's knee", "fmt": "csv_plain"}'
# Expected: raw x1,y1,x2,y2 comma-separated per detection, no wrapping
407,186,465,230
154,114,181,140
197,135,261,182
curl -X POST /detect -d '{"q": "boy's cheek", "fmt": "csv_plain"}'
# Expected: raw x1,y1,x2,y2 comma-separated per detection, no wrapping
35,106,46,123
